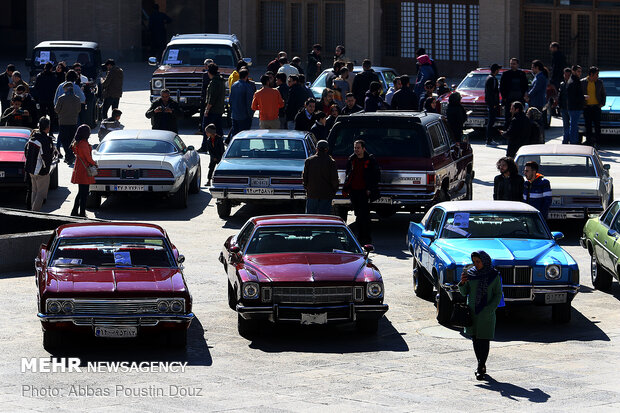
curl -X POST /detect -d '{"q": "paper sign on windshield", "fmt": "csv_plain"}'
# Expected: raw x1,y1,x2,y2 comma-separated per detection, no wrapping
165,49,180,64
37,51,51,64
114,252,132,265
453,212,470,228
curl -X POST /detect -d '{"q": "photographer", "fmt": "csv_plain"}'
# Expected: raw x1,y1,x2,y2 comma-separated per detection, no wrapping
145,89,180,132
1,95,31,127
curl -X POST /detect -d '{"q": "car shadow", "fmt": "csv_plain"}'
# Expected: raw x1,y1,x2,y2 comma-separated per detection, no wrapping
475,375,551,403
46,316,212,366
221,202,306,230
0,186,71,212
472,177,494,187
247,316,409,354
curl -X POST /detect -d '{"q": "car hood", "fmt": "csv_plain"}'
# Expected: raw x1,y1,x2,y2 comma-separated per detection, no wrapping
47,268,186,294
546,176,601,195
603,95,620,112
0,151,25,162
92,153,175,168
244,253,368,282
216,158,305,174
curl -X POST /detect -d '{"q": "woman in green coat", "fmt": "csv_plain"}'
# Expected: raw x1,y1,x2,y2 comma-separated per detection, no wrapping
458,250,503,380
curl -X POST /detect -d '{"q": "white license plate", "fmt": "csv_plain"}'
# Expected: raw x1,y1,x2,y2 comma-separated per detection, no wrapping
0,171,5,178
552,196,562,206
601,128,620,135
113,185,145,191
300,313,327,325
94,326,138,338
467,118,486,127
545,292,567,304
548,212,566,220
373,197,392,204
251,177,270,187
245,187,274,195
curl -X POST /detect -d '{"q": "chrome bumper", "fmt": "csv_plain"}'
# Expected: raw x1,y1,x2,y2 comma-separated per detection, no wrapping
236,303,388,322
211,188,306,200
443,283,579,302
547,207,603,220
38,312,195,326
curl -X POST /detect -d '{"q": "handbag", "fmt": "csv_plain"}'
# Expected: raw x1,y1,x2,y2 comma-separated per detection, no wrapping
77,156,98,177
450,302,473,328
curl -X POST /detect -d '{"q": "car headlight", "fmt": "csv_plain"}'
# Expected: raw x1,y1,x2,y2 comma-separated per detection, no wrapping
545,265,561,280
47,300,60,314
61,301,74,314
153,79,163,89
157,300,170,312
367,282,384,299
170,300,184,313
242,282,260,299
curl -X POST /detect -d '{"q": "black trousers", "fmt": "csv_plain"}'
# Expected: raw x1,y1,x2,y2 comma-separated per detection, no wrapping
101,97,120,120
350,189,372,244
583,105,601,145
58,124,77,162
472,337,490,368
72,184,89,215
208,157,219,180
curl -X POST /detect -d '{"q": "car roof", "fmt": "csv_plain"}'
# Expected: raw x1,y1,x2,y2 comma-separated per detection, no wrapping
103,129,178,142
251,214,346,227
0,126,32,138
341,111,440,125
169,33,238,46
515,144,596,156
598,71,620,78
34,40,99,49
320,66,395,74
232,129,311,140
470,68,533,74
56,223,167,238
435,200,540,213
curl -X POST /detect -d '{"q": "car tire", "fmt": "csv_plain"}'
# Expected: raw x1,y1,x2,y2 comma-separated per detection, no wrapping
189,164,201,194
217,200,232,219
333,205,348,222
86,192,101,209
413,259,434,300
171,176,189,209
237,313,259,338
48,167,59,190
166,330,188,349
355,318,379,334
551,302,572,323
436,288,453,326
228,281,237,311
42,329,63,351
464,173,473,200
591,253,613,291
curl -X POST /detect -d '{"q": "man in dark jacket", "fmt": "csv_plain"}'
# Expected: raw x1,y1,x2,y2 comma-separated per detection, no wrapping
200,58,214,127
391,75,418,110
343,139,380,244
567,65,585,144
302,140,339,214
310,112,328,140
275,72,289,129
581,66,606,148
523,161,552,219
24,116,55,211
352,59,380,104
100,59,124,119
203,63,225,144
0,64,15,114
32,62,58,125
2,96,32,127
549,42,568,90
364,82,385,112
341,93,362,115
14,85,38,128
557,68,572,144
502,101,530,158
286,75,307,125
306,44,322,83
204,123,225,186
294,98,316,131
500,58,528,128
446,92,467,142
485,64,501,145
145,89,180,132
229,68,254,140
493,156,524,202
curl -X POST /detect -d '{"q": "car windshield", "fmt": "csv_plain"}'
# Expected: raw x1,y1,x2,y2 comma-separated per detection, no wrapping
50,237,175,268
516,155,596,177
33,49,96,69
601,77,620,96
441,212,549,239
162,45,236,67
0,137,27,151
329,123,431,157
97,139,177,154
225,138,306,159
245,225,362,254
458,72,533,90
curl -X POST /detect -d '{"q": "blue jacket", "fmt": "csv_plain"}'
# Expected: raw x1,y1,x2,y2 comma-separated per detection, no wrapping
54,81,85,104
527,72,548,109
414,64,434,98
229,79,255,120
524,174,552,218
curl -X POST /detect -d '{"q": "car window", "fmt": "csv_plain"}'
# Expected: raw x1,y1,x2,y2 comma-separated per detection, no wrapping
237,222,255,249
226,138,306,159
305,137,316,155
516,155,597,177
602,202,620,227
382,71,397,87
0,137,27,151
245,225,362,255
162,44,236,67
600,77,620,95
428,124,446,151
174,136,187,152
312,71,327,88
98,139,177,154
441,212,549,239
329,123,430,158
426,209,444,233
33,48,95,69
612,215,620,233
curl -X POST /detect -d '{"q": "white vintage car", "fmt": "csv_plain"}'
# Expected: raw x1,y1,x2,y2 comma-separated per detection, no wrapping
515,144,613,220
89,130,201,208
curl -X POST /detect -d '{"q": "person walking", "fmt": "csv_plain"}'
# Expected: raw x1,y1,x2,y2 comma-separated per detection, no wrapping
485,64,501,146
341,93,362,115
204,124,225,187
566,65,585,145
391,75,417,110
54,82,82,165
581,66,606,149
306,44,322,83
499,58,528,128
70,124,96,217
228,68,255,139
0,64,16,114
493,156,524,201
342,140,380,244
523,160,552,219
446,92,468,142
303,140,339,215
98,108,124,141
502,101,530,158
100,59,123,119
364,82,385,113
310,112,328,140
458,250,503,381
203,63,225,137
251,74,285,129
352,59,380,105
557,68,572,144
145,89,180,133
24,117,55,211
294,98,316,131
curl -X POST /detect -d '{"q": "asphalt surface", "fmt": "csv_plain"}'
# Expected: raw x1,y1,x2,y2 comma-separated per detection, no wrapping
1,62,620,412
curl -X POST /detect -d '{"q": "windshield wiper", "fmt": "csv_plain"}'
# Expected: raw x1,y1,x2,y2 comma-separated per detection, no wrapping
54,263,98,269
99,263,150,270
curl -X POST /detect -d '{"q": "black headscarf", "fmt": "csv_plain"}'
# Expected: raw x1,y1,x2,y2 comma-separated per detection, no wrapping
466,250,499,314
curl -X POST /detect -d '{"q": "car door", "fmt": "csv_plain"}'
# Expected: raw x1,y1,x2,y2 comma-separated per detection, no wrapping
174,135,193,177
595,202,620,270
419,208,445,279
594,154,613,206
427,123,456,195
606,214,620,274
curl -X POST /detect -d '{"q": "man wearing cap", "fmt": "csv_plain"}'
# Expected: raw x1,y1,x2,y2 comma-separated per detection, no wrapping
302,140,339,215
100,59,124,119
485,64,501,146
204,123,225,186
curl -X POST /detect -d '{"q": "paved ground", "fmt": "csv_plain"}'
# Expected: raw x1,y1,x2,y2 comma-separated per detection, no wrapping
1,62,620,412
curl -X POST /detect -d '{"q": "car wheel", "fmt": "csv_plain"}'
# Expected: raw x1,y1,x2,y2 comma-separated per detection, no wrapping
591,253,613,291
42,329,63,351
333,205,348,222
551,302,571,323
464,173,473,200
228,281,237,311
189,163,201,194
436,288,453,326
171,176,189,209
165,329,188,349
237,313,259,338
48,167,59,190
86,192,101,209
413,260,434,300
217,200,232,219
355,318,379,334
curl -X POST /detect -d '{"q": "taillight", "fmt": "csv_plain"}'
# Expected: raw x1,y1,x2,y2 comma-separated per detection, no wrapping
141,169,173,178
271,177,303,185
97,169,118,177
427,173,436,187
213,176,248,184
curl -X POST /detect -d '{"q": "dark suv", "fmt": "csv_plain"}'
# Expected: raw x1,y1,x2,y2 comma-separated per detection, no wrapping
327,112,474,218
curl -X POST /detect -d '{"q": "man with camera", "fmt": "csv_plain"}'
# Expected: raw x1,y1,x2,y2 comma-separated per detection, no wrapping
145,88,180,132
1,95,31,127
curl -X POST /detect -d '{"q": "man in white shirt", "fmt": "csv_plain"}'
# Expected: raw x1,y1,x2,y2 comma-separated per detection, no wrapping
277,57,299,80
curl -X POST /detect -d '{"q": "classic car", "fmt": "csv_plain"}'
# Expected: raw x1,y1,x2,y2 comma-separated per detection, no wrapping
581,200,620,291
36,222,194,350
576,71,620,138
407,201,579,324
328,112,474,220
220,214,388,337
89,129,201,209
0,126,58,198
515,144,613,220
310,66,398,99
210,129,317,219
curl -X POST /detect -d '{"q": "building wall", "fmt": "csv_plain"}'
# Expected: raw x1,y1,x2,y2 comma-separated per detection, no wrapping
345,0,381,65
478,0,520,68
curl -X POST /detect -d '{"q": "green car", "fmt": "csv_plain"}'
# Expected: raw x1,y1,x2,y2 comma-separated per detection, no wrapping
582,200,620,290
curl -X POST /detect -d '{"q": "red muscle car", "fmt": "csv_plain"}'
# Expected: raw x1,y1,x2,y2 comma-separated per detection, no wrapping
220,215,389,337
36,223,193,350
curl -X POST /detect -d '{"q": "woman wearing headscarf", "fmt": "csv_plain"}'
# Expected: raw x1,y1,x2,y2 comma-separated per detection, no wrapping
70,124,96,217
458,250,503,380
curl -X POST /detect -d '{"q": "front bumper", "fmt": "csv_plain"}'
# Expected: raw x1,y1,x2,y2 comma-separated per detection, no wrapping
547,207,603,220
211,187,306,201
332,191,436,207
236,303,388,323
443,283,579,304
38,312,195,328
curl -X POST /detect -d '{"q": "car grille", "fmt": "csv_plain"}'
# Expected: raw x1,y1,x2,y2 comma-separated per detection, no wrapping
461,103,490,118
161,77,203,97
497,266,532,285
502,286,532,300
601,112,620,122
73,318,158,326
72,299,159,315
272,286,353,304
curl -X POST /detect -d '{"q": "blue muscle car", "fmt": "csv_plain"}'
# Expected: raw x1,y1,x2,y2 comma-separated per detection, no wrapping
579,71,620,138
406,200,579,325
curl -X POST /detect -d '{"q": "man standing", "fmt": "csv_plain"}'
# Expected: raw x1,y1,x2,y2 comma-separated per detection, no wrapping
286,75,306,127
277,57,299,80
485,64,501,146
557,68,572,144
364,82,385,113
100,59,123,119
523,160,552,219
549,42,568,91
343,140,380,244
145,89,180,133
32,62,57,126
291,56,304,74
267,51,287,75
502,101,530,158
391,75,417,110
275,73,289,129
24,117,55,211
251,75,284,129
341,93,362,115
1,96,31,127
294,98,316,131
566,65,585,145
54,82,81,165
493,156,524,201
204,63,225,137
204,123,225,187
352,59,380,105
581,66,606,149
324,61,344,90
303,140,339,215
385,76,401,107
306,44,322,83
0,64,15,114
500,58,528,128
228,68,255,139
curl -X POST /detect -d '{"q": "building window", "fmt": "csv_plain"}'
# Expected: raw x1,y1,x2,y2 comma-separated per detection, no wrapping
260,2,285,51
325,3,345,54
401,2,416,57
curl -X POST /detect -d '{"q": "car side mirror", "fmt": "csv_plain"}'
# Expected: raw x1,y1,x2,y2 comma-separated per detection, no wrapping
148,57,158,66
604,164,610,170
230,245,240,254
177,255,185,264
243,57,252,66
186,145,194,153
421,230,436,240
25,58,32,66
608,229,618,237
363,244,374,256
551,231,564,241
306,82,311,87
